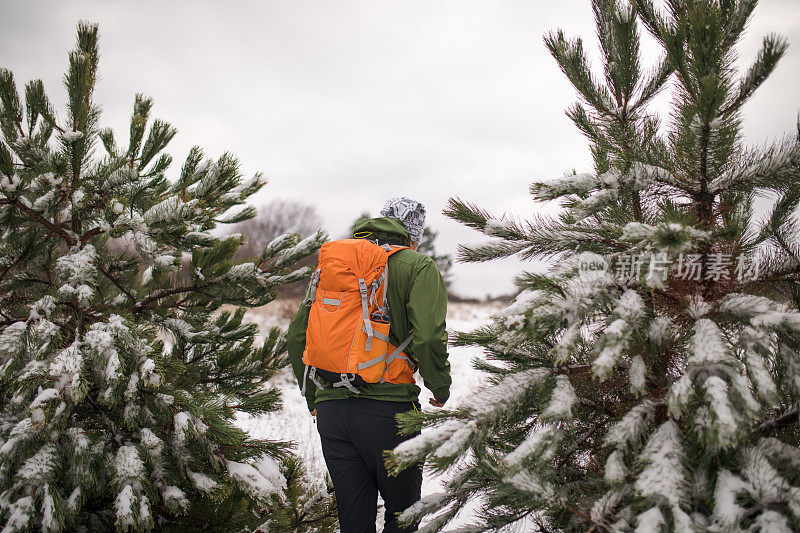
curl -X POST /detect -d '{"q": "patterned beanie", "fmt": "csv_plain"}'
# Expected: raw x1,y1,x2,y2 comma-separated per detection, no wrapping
380,197,426,244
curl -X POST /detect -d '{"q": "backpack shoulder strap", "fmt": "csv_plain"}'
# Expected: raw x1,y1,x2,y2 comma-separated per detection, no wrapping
373,245,408,308
384,244,410,256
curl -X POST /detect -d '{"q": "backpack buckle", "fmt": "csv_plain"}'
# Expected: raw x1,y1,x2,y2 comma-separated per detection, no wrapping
370,307,390,324
332,373,361,394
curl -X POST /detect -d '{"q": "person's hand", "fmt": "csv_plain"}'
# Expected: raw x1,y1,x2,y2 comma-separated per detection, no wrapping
429,397,446,408
310,409,317,416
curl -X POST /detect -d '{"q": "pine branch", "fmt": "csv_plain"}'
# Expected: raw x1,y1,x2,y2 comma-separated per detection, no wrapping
758,408,798,435
545,30,615,115
95,262,136,303
80,226,104,244
634,54,672,107
134,282,210,311
722,34,788,116
0,197,76,245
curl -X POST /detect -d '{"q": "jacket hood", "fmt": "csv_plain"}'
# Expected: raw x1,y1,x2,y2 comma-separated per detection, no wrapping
352,217,412,246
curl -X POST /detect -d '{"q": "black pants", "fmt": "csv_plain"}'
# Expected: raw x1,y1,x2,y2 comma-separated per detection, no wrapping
316,398,422,533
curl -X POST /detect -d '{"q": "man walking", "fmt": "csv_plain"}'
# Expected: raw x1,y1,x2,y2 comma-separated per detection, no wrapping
287,197,451,532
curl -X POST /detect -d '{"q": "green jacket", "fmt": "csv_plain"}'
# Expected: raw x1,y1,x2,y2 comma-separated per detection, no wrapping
287,217,451,411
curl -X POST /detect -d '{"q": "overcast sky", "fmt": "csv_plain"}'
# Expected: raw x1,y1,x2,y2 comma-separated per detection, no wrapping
2,0,799,297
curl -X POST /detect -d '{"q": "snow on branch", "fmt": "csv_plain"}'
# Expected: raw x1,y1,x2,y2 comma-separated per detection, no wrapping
49,337,83,400
227,456,286,502
503,423,562,470
541,375,577,422
689,318,733,368
711,470,751,528
719,293,800,334
634,421,690,529
56,244,97,307
604,400,656,450
530,172,598,201
460,368,551,421
398,493,449,525
592,290,645,380
390,420,465,469
703,377,739,447
503,469,561,504
741,329,779,407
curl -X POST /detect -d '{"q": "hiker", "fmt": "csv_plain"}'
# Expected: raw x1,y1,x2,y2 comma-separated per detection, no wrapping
287,197,451,533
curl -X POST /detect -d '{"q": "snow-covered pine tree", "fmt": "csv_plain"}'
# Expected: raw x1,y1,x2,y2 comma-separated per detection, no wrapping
0,23,329,532
387,0,800,530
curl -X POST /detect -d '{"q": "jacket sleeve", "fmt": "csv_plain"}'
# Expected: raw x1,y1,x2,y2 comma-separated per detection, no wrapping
286,303,316,411
406,259,451,402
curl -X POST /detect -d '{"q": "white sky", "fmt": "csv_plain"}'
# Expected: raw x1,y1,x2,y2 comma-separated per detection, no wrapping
2,0,799,297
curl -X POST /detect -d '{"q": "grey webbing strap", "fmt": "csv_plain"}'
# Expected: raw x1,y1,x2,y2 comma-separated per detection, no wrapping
383,261,389,306
357,352,387,371
369,277,380,306
303,269,321,307
322,297,341,306
333,373,361,394
308,367,327,390
359,279,373,351
301,364,309,395
379,334,416,383
393,333,415,357
383,245,407,307
362,323,390,343
370,271,386,307
388,352,414,368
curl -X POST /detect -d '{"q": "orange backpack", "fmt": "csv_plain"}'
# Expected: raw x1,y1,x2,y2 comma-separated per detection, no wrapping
301,239,416,394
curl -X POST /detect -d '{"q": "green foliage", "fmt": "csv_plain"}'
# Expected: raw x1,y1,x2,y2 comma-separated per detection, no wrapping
156,456,338,532
388,0,800,531
0,23,328,532
257,456,338,532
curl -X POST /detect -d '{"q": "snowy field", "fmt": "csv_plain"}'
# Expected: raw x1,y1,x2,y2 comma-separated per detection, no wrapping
237,299,505,531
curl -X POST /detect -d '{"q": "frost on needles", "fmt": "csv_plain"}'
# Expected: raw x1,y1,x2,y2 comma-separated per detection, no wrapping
0,23,335,532
386,0,800,531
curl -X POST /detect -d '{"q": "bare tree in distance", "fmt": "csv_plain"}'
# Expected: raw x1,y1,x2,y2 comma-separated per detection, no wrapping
229,199,325,299
233,199,324,259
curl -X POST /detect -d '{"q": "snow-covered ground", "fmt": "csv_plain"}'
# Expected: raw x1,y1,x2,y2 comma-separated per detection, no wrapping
237,299,504,531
